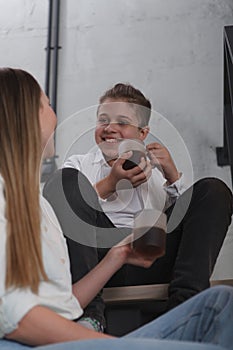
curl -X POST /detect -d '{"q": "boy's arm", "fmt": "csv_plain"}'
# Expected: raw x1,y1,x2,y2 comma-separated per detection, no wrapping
94,175,117,199
94,153,131,199
146,142,180,185
95,154,152,199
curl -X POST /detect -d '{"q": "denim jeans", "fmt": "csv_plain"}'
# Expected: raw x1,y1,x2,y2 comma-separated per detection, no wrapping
0,286,232,350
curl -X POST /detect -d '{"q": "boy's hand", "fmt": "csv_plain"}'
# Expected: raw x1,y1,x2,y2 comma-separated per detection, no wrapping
146,142,180,185
95,152,152,199
109,151,152,188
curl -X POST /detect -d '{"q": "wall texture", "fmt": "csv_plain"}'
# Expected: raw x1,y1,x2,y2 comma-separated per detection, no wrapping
0,0,233,278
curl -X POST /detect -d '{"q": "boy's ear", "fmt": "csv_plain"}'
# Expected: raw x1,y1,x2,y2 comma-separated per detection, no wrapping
139,126,150,141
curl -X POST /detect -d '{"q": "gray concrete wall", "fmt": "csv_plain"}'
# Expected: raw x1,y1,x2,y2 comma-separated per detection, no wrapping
0,0,233,279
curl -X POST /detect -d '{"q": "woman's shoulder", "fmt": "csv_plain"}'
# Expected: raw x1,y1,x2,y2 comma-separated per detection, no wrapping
0,174,4,188
0,175,6,214
40,193,63,233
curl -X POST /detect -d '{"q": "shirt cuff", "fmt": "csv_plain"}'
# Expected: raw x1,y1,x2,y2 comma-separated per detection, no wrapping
164,172,186,197
98,192,118,204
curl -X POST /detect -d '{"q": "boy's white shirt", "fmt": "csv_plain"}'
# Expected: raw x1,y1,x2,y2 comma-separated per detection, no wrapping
63,148,189,229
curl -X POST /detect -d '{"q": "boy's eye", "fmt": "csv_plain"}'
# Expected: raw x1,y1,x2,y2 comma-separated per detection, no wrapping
97,118,109,125
97,118,132,126
117,120,130,125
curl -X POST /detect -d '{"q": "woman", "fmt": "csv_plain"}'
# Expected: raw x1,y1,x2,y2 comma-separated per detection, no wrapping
0,67,232,350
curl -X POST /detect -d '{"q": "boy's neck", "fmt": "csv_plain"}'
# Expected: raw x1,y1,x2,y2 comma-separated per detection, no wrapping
107,159,116,167
102,153,117,167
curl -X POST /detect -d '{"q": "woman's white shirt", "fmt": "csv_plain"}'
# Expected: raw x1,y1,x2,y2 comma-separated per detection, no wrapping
0,175,83,338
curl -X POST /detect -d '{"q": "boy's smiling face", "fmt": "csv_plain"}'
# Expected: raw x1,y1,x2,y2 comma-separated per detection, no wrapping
95,99,148,163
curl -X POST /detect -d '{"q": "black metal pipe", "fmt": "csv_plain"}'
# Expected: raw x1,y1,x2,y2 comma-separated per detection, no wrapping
51,0,61,113
42,0,61,182
45,0,53,96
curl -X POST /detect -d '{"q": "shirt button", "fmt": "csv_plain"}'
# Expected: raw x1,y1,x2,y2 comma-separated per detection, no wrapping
60,258,65,264
44,226,48,232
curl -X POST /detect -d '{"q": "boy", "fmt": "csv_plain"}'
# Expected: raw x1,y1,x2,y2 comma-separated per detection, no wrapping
44,83,232,331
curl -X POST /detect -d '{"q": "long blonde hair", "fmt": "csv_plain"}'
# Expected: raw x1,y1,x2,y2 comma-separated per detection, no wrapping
0,68,48,293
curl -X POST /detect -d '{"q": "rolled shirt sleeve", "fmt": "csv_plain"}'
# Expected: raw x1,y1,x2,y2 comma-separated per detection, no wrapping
163,173,189,208
0,289,39,337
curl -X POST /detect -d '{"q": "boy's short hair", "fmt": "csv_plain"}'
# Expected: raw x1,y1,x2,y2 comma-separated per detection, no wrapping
98,83,151,127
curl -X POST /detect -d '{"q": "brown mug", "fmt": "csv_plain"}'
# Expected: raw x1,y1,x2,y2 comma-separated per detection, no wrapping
132,210,166,260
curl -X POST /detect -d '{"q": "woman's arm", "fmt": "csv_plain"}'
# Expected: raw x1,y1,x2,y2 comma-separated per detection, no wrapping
5,241,156,346
72,246,124,308
5,305,112,346
72,236,157,309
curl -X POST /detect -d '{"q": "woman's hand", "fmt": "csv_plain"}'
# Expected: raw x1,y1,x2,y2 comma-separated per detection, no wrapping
108,234,159,269
73,233,160,309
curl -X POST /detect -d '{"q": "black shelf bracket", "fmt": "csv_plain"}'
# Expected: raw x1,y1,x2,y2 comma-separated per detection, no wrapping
216,26,233,187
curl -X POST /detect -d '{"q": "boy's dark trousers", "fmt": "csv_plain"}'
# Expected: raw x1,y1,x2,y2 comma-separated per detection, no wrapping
43,168,233,324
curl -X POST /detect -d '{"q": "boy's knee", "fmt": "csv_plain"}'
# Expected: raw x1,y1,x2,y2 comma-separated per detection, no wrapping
194,178,232,210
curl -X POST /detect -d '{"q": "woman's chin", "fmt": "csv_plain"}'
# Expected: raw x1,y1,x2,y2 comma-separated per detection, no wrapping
41,144,55,160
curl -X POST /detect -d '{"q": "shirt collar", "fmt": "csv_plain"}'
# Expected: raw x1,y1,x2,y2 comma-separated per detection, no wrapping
92,148,109,167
